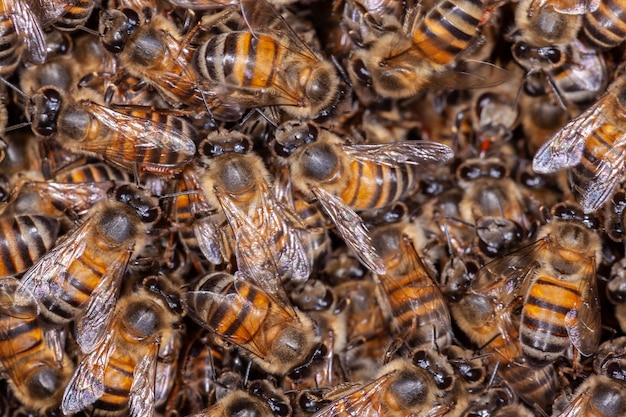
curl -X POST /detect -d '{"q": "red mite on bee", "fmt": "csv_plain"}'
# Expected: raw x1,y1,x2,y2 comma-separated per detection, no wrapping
3,0,626,416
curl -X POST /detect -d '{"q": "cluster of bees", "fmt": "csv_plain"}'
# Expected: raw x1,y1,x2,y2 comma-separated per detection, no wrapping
3,0,626,415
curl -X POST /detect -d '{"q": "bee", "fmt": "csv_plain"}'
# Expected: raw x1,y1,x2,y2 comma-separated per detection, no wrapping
187,380,292,417
183,271,321,376
16,184,160,355
273,120,453,274
450,286,560,409
351,0,506,99
193,0,341,120
196,130,311,289
533,74,626,213
311,356,454,417
27,86,198,177
582,0,626,49
513,0,583,48
0,0,47,77
472,202,602,368
0,277,74,414
61,276,183,417
510,37,608,112
456,156,530,258
370,221,452,349
552,374,626,417
99,7,206,109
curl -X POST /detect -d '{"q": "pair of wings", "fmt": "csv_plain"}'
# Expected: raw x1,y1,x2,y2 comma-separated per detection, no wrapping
17,213,133,355
66,101,196,175
533,86,626,213
184,273,303,363
61,326,160,417
311,140,454,275
472,235,600,357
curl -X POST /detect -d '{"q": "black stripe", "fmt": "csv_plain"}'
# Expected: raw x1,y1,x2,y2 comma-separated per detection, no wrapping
223,33,239,78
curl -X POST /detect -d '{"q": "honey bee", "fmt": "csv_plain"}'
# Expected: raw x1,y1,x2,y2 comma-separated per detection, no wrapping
27,87,198,177
193,0,341,120
552,374,626,417
370,221,452,349
187,380,292,417
510,37,608,112
513,0,583,48
351,0,506,99
16,184,160,355
183,271,321,375
0,0,47,77
99,7,206,109
450,286,560,409
196,130,311,289
473,202,602,368
311,356,454,417
533,75,626,213
582,0,626,49
273,120,453,274
61,276,183,417
0,277,74,414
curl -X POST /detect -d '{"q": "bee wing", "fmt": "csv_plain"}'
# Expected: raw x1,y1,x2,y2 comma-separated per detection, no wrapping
62,332,117,415
428,60,511,90
16,219,92,309
4,0,46,64
194,217,228,265
565,259,601,356
128,340,159,417
311,371,396,417
472,239,547,306
528,0,600,14
43,322,67,364
0,277,37,319
312,186,386,275
75,245,133,354
27,181,113,217
80,101,197,154
342,141,454,167
217,183,311,290
532,97,613,173
555,387,592,417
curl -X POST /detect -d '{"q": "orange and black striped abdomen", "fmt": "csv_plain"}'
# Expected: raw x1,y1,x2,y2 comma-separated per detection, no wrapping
53,0,94,31
0,9,20,77
520,275,580,368
0,215,60,276
340,160,419,211
197,32,283,89
583,0,626,49
412,0,483,66
94,353,135,415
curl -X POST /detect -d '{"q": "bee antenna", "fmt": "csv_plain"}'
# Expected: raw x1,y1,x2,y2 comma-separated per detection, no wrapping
444,215,475,229
4,121,31,132
0,77,30,101
76,25,99,36
442,221,455,257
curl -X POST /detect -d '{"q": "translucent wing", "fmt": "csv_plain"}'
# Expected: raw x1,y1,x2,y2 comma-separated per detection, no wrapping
429,60,511,90
17,219,91,309
565,258,601,356
311,371,396,417
4,0,46,64
342,141,454,167
555,386,592,417
62,332,116,415
533,96,614,173
472,238,547,306
0,277,37,320
312,186,386,275
23,181,113,217
216,181,311,290
79,101,196,163
128,341,159,417
194,217,229,265
528,0,600,14
75,245,133,354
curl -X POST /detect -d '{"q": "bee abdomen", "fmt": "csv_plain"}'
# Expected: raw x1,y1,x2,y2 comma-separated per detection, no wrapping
583,0,626,49
0,215,60,276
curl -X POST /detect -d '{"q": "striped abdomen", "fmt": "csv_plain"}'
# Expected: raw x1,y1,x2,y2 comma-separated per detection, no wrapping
0,13,19,77
520,274,580,368
196,32,286,89
94,353,135,415
583,0,626,49
412,0,483,66
54,0,95,31
0,215,60,276
55,162,130,184
339,159,419,211
373,227,451,348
